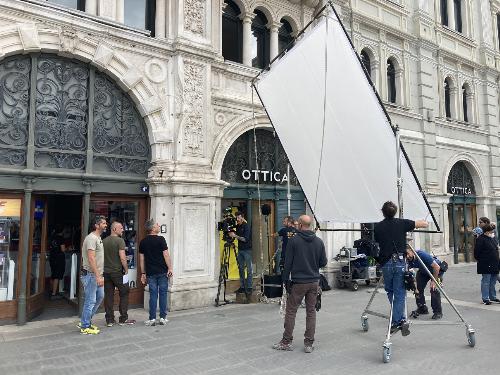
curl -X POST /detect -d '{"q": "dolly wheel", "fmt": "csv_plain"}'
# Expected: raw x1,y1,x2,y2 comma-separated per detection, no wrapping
361,316,369,332
351,281,359,291
467,331,476,348
382,345,391,363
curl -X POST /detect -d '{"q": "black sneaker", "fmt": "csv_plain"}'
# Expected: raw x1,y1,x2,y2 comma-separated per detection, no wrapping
390,324,399,335
234,288,245,294
431,312,443,320
409,310,419,319
400,320,410,337
490,298,500,303
417,306,429,315
483,300,492,305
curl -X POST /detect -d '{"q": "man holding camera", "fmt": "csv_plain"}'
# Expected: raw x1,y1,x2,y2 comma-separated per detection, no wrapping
273,215,327,353
406,243,446,320
229,212,252,294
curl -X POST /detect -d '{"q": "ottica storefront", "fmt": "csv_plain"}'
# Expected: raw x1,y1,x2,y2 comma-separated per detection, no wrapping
220,129,306,274
0,54,150,323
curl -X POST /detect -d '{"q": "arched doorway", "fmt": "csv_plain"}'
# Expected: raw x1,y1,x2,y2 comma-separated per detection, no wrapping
0,54,150,322
220,129,305,281
447,161,477,263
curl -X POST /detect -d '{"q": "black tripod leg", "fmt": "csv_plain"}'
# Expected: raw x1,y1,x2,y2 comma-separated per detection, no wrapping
215,243,229,306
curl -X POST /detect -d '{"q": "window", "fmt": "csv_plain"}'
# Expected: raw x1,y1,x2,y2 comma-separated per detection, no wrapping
222,0,243,63
0,199,21,302
454,0,462,33
387,59,396,104
441,0,448,26
251,10,270,69
124,0,156,36
462,83,472,123
278,19,294,55
444,78,451,118
360,49,371,78
48,0,85,11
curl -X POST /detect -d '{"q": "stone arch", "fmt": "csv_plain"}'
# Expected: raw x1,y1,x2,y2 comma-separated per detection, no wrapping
278,14,300,35
251,2,277,24
359,45,378,61
228,0,248,15
387,54,402,70
212,114,272,179
0,23,169,155
443,153,486,197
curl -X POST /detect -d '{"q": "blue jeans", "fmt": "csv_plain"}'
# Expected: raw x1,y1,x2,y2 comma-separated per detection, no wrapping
80,273,104,328
480,273,498,301
147,274,168,320
382,259,406,324
237,250,253,290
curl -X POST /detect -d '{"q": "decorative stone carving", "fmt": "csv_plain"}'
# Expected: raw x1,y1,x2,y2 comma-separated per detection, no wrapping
18,24,40,51
60,29,79,53
92,42,114,69
214,112,226,126
181,204,208,273
145,58,167,83
182,62,205,156
122,66,142,89
184,0,205,35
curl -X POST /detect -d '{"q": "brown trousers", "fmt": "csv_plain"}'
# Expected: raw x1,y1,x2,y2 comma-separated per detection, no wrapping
283,281,319,345
103,272,130,323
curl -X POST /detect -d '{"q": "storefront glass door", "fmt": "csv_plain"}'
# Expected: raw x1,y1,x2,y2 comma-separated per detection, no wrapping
448,199,476,263
29,198,47,297
0,198,21,303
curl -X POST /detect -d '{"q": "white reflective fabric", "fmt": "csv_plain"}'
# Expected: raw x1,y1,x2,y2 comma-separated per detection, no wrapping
255,16,431,223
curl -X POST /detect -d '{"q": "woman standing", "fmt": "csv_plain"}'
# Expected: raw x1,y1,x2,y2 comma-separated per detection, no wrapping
473,223,500,305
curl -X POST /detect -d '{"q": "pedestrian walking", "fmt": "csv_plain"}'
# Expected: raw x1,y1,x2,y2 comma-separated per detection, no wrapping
103,221,136,327
273,215,327,353
473,223,500,305
139,219,173,326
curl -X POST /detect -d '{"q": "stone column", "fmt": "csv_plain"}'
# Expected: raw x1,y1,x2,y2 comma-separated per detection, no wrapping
269,22,281,60
155,0,166,38
447,0,455,30
241,13,254,66
395,67,404,105
17,178,35,325
449,87,458,119
116,0,125,23
85,0,97,15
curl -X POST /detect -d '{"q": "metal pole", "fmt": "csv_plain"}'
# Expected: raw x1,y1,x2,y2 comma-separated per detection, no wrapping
287,163,291,216
395,126,403,218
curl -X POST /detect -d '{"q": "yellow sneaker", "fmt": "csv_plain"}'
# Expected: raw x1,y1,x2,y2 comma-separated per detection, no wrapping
77,322,99,330
80,326,100,335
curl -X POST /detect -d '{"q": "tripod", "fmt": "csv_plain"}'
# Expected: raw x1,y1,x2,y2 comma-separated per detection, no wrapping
215,240,238,307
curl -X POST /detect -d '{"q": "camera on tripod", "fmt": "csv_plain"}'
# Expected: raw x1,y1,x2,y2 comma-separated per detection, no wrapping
217,207,237,242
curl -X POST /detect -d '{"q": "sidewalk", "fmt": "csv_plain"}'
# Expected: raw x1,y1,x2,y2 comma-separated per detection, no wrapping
0,263,498,375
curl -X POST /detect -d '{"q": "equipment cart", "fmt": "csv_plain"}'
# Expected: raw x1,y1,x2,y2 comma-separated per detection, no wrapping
334,247,380,291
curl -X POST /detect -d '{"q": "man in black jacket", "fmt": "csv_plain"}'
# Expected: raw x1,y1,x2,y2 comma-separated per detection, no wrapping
229,212,252,294
273,215,327,353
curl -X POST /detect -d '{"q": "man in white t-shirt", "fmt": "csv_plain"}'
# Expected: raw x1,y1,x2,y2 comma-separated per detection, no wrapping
79,215,107,334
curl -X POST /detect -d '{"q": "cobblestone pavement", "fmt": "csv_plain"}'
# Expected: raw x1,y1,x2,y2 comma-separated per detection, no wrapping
0,263,498,375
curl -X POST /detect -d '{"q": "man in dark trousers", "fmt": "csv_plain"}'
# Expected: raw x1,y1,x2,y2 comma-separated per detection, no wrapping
103,221,135,326
273,216,296,270
406,241,445,320
374,201,428,337
273,215,327,353
229,212,252,294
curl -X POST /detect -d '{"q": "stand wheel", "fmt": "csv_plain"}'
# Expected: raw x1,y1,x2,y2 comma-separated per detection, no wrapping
361,316,369,332
382,345,391,363
365,280,370,286
467,331,475,347
351,281,359,291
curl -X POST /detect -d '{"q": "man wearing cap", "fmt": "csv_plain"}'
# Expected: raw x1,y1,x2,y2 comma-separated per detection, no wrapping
406,240,445,320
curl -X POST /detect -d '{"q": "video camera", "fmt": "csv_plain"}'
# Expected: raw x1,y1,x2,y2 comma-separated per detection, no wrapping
218,207,237,242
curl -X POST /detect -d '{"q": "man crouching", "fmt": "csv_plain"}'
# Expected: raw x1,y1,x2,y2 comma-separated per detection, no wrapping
273,215,327,353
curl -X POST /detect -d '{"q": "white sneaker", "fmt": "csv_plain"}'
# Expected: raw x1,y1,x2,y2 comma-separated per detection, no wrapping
144,319,156,326
158,317,169,325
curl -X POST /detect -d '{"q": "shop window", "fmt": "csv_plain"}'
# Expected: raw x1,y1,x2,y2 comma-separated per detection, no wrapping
454,0,462,33
360,49,371,78
90,200,140,288
0,199,21,302
440,0,448,26
278,19,294,55
387,58,396,104
222,0,243,63
47,0,85,11
251,10,270,69
124,0,156,36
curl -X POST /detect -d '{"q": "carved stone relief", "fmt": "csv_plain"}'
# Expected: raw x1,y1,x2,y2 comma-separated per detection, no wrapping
145,58,167,84
182,62,205,156
184,0,205,35
181,204,208,273
60,29,79,53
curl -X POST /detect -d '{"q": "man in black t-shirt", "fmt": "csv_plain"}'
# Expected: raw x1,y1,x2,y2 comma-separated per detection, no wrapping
374,201,428,337
273,216,296,270
229,212,252,294
139,219,173,326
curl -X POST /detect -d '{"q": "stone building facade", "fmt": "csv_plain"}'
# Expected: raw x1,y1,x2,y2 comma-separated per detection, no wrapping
1,0,500,322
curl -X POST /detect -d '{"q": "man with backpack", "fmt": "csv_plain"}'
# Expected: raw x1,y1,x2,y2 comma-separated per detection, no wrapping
406,241,447,320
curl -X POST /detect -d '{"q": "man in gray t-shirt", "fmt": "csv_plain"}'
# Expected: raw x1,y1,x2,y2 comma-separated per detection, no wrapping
79,215,107,334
